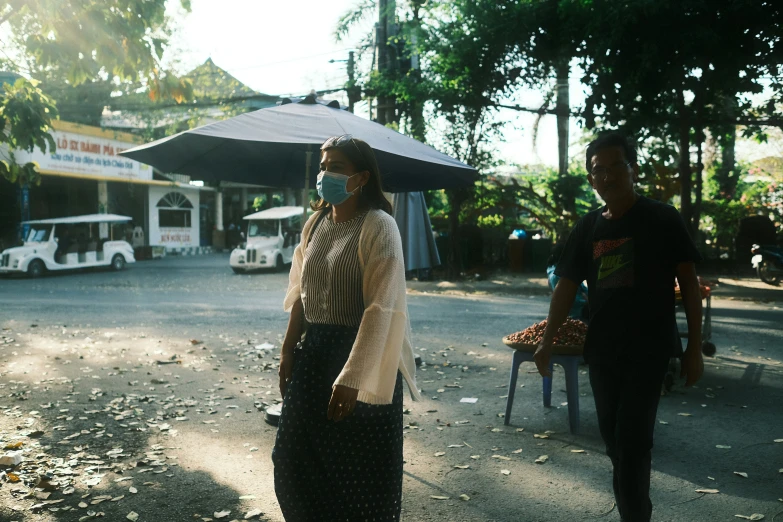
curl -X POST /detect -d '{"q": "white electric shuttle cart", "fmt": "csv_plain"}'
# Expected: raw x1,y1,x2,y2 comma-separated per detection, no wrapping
0,214,136,278
229,206,305,273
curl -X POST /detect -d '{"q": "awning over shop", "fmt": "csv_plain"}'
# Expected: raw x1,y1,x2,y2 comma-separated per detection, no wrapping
39,170,214,190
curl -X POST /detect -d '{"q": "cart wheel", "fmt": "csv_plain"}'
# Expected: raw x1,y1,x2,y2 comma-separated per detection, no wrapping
27,259,45,278
702,341,716,357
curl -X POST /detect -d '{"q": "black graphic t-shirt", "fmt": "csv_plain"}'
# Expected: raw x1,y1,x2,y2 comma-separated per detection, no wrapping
555,196,702,363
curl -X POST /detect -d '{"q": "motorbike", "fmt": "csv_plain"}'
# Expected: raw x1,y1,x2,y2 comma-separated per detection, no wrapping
751,244,783,286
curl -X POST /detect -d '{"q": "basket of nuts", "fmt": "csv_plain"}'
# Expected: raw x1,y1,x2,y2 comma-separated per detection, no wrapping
503,318,587,355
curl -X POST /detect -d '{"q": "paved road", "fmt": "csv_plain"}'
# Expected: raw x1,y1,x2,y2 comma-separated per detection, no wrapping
1,255,782,522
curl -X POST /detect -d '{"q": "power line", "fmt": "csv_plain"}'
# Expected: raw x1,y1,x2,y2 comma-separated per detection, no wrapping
209,48,357,73
102,87,350,113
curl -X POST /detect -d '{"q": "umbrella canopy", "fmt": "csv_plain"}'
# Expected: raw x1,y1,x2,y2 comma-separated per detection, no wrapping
119,95,477,192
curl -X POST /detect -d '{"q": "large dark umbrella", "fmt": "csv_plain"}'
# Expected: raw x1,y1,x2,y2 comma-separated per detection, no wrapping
120,95,477,194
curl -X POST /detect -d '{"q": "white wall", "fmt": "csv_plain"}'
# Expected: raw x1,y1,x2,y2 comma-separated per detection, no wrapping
148,186,200,248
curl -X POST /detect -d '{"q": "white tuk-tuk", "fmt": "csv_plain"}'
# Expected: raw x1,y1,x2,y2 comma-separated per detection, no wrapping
229,206,305,273
0,214,136,278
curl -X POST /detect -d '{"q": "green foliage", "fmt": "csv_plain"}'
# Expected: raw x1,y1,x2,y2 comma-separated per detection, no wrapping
0,78,57,154
11,0,190,89
0,0,192,185
0,78,58,186
423,189,450,222
334,0,783,266
476,214,503,229
699,161,783,257
460,165,599,241
335,0,377,42
39,78,113,126
577,0,783,235
252,193,285,211
0,152,41,187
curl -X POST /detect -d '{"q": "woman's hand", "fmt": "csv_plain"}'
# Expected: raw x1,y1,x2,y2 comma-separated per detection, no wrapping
278,349,294,397
328,385,359,422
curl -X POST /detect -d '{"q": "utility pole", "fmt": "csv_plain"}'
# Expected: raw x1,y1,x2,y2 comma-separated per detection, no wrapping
407,4,425,141
331,51,360,113
376,0,397,125
347,51,356,113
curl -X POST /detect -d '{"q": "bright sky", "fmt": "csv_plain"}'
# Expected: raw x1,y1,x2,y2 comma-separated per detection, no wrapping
164,0,576,168
163,0,777,169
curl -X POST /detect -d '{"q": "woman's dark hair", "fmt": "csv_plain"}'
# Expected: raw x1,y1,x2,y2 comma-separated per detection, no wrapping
585,132,637,174
312,136,392,215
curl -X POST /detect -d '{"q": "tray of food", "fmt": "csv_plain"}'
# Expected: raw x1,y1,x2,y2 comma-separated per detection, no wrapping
675,276,713,301
503,318,588,355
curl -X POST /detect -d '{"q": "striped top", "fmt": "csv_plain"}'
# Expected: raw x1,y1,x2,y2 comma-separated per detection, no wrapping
285,209,421,404
300,211,368,327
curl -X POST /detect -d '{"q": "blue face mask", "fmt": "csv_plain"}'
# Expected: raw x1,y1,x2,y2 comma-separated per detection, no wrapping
316,171,359,205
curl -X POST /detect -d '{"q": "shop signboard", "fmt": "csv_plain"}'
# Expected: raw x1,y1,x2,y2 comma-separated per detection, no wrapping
16,127,151,182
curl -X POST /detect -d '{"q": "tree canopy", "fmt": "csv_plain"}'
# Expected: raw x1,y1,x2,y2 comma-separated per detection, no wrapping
0,0,192,185
335,0,783,268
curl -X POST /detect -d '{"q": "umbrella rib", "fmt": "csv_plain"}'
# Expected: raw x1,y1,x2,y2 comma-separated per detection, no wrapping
333,117,349,138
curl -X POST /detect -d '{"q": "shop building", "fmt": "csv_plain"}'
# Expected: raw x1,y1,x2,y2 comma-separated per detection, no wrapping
1,120,212,255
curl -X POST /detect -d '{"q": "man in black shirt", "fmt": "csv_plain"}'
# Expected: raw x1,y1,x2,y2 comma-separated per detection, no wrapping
535,133,704,522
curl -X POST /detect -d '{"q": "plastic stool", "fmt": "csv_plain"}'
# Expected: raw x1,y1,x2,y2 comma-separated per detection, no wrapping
502,342,584,434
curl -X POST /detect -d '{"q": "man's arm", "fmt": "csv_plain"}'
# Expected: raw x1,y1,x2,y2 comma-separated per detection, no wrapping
676,262,704,386
534,277,579,377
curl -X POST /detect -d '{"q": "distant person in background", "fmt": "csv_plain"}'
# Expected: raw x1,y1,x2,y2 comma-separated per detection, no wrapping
226,222,237,249
547,242,589,322
55,229,72,260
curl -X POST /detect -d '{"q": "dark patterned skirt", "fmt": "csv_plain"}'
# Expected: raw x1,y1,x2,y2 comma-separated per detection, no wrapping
272,324,404,522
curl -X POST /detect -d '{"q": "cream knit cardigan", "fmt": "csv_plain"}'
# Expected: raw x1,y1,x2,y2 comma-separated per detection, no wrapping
284,208,421,405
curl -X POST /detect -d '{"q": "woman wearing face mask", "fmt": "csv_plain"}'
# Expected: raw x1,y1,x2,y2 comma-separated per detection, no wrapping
272,134,420,521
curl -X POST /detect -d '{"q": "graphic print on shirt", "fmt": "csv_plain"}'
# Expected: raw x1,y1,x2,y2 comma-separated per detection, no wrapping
593,237,634,288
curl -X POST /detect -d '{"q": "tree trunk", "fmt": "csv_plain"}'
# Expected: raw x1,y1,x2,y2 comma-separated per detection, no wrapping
556,60,570,178
719,125,737,198
555,60,576,220
677,89,694,237
376,0,397,125
693,127,704,240
408,30,425,141
446,188,466,280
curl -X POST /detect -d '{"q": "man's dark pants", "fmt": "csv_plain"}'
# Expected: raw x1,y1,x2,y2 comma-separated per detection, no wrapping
588,354,669,522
